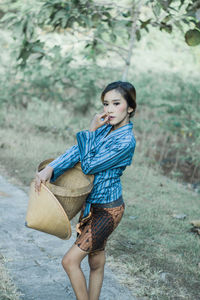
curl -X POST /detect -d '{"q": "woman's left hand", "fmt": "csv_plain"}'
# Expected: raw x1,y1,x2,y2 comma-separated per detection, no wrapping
89,112,110,131
76,223,82,235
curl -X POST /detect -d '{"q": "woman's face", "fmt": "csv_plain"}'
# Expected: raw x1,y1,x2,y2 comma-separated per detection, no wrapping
103,89,133,128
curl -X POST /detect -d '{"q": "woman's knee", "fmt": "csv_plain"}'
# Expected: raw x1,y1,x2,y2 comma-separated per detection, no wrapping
61,245,88,273
62,253,78,273
88,251,106,271
61,253,80,273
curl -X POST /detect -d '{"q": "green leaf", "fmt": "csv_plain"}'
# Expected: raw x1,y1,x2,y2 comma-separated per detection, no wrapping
136,29,141,41
162,15,172,23
122,11,131,18
81,15,92,28
0,12,17,24
185,29,200,46
160,22,172,33
17,40,45,66
26,21,34,40
158,0,173,11
66,16,76,28
140,18,152,30
92,13,100,23
52,9,68,26
102,11,111,20
85,43,91,48
152,3,161,16
179,0,185,9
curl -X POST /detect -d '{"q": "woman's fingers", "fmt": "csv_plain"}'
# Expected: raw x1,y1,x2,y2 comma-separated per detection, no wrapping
89,112,110,131
34,168,53,194
99,112,108,118
98,112,109,122
35,175,41,194
35,173,45,194
100,114,109,124
76,223,82,235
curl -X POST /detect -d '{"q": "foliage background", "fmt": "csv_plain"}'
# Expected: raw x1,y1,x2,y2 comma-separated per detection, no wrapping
1,0,200,187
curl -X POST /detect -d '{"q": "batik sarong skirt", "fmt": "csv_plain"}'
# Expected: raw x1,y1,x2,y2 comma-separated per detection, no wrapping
74,196,125,254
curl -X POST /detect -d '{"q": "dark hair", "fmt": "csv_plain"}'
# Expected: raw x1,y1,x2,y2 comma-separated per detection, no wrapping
101,81,137,118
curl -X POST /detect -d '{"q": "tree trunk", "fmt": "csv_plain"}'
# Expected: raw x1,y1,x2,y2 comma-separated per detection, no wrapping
122,1,143,81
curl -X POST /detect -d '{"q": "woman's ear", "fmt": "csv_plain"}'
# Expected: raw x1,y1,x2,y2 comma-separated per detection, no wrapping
128,107,134,114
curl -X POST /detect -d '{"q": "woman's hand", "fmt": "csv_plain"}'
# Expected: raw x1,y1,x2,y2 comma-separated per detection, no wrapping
89,112,110,132
76,223,82,235
35,166,54,194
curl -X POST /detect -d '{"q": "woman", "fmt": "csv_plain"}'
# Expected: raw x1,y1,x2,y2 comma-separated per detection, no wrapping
35,81,137,300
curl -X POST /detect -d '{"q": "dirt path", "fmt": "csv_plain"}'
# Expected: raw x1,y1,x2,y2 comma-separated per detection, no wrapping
0,175,136,300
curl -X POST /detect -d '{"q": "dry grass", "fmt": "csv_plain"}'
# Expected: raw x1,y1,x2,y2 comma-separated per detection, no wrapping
106,159,200,299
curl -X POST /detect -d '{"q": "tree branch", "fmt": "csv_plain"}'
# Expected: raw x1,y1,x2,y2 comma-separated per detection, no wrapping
72,27,128,53
122,1,145,81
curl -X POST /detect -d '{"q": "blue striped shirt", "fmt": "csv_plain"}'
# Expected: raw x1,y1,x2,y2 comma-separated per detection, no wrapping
48,121,136,217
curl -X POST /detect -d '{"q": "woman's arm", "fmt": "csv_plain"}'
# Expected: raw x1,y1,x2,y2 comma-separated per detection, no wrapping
45,115,108,182
47,144,80,182
76,130,136,174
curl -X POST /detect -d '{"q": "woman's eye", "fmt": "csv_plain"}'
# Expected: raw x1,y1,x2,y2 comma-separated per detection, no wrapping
103,102,120,106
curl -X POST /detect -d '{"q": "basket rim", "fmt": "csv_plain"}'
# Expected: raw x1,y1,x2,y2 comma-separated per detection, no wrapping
38,159,94,197
45,181,94,197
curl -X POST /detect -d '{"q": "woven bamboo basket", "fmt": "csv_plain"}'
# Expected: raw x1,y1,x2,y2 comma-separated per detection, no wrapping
38,158,94,220
26,180,72,239
25,159,94,239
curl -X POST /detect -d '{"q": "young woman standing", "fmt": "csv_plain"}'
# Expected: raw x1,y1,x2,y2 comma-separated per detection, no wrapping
35,81,137,300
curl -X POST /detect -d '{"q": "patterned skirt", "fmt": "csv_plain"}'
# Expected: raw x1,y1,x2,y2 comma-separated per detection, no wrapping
74,198,125,255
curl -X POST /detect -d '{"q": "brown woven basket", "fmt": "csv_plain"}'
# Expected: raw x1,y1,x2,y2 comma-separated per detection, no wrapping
38,159,94,220
26,180,72,239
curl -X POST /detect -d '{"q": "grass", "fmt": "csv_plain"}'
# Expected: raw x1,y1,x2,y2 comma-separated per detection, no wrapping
106,160,200,299
0,101,82,187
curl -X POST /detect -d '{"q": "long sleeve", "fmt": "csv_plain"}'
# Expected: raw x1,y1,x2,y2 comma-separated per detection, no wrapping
76,130,136,175
48,144,80,182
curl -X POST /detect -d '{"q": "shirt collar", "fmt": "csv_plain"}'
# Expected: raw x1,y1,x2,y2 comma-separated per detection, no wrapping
104,121,133,138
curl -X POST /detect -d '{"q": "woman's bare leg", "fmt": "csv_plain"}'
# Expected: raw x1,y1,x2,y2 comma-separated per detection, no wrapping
62,244,89,300
88,250,106,300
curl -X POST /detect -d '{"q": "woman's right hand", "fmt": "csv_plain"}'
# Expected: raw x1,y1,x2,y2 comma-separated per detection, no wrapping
35,166,54,194
89,112,110,132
